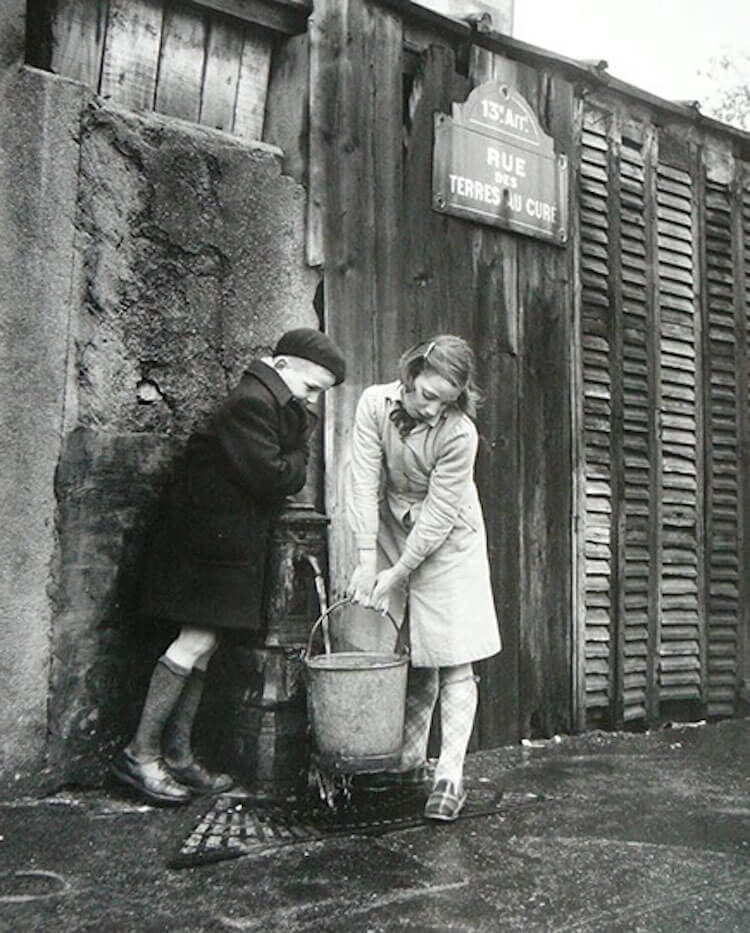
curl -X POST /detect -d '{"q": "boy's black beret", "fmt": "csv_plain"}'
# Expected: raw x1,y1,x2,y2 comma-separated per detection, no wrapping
274,328,346,385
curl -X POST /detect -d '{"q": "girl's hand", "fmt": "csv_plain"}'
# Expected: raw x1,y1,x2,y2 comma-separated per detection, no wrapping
371,564,409,614
348,552,377,606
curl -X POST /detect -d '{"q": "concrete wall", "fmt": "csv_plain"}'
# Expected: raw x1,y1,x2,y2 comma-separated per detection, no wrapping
1,10,318,789
0,59,86,789
49,104,319,786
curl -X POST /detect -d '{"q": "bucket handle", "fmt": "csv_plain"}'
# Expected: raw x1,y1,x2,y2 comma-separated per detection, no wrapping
305,596,408,661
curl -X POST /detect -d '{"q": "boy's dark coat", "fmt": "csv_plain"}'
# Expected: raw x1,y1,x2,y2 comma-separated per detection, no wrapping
140,361,312,631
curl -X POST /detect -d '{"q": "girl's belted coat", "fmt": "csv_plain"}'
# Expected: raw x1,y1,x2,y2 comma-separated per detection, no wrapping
140,360,312,631
346,381,501,668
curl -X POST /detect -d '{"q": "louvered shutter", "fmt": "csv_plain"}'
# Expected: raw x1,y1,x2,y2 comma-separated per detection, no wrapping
745,174,750,436
619,134,653,721
704,172,741,716
655,158,703,705
579,110,613,720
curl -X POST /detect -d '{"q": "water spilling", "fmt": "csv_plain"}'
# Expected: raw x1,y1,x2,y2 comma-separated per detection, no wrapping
307,759,353,809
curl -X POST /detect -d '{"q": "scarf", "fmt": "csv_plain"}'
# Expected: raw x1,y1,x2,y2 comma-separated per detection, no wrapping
389,399,419,439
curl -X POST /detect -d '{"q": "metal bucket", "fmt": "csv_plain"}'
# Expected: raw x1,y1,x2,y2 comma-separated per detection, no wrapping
303,598,409,773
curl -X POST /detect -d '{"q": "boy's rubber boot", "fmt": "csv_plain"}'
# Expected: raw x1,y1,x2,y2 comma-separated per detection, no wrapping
111,657,193,805
163,669,234,794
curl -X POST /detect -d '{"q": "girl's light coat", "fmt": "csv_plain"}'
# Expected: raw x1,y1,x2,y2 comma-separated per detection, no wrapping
346,381,502,667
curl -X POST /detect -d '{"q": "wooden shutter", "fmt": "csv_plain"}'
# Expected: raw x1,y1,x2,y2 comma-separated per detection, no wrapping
618,133,653,721
746,174,750,432
655,157,703,705
743,173,750,700
704,171,741,716
745,174,750,434
579,109,614,721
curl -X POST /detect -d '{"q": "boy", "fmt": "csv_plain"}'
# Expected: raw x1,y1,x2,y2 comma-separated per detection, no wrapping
112,328,346,804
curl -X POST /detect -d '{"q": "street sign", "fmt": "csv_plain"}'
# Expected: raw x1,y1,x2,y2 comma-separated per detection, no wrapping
432,81,568,245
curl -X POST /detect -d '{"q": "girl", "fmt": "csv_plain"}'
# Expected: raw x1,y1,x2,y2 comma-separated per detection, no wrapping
347,335,501,821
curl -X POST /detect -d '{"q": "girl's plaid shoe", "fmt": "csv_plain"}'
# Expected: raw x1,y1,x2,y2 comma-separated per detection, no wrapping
424,779,467,821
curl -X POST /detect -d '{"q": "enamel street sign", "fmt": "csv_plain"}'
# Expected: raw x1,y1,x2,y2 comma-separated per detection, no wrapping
432,81,568,244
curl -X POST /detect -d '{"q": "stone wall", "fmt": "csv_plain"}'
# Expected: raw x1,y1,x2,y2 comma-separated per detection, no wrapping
1,50,319,788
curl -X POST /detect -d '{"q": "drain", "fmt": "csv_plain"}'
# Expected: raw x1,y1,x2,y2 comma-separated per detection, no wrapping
171,786,543,868
0,870,70,903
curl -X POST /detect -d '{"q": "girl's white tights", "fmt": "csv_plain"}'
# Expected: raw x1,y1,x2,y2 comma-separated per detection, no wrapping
398,663,478,788
434,664,478,788
399,667,439,771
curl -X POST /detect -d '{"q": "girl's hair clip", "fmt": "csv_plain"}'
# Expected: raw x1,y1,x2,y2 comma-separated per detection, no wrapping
423,341,436,360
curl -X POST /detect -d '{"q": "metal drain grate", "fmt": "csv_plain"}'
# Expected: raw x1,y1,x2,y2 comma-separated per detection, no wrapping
170,787,542,868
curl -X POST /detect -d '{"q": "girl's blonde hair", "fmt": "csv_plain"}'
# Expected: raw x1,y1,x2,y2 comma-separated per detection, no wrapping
398,334,482,419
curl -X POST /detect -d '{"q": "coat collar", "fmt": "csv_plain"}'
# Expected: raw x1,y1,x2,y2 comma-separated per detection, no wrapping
247,359,293,406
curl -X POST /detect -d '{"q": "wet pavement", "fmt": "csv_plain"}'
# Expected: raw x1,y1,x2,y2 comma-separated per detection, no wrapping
1,718,748,931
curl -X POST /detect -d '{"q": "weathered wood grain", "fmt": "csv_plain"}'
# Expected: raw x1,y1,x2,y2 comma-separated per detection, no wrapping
515,65,575,738
154,4,206,122
233,26,273,140
200,17,243,131
50,0,110,87
369,3,403,381
263,32,308,179
100,0,164,110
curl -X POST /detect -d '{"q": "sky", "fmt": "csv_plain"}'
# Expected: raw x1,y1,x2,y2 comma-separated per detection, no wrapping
512,0,750,105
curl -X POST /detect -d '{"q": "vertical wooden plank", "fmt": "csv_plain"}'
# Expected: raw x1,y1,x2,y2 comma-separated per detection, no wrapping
154,3,207,123
471,230,521,746
692,141,708,713
698,146,712,715
313,0,386,612
570,94,587,732
263,32,309,181
370,6,403,380
617,124,653,724
703,146,740,716
199,17,243,132
233,26,273,141
323,0,374,607
607,114,625,728
546,72,575,737
100,0,164,111
644,125,662,722
516,68,576,738
465,50,521,745
50,0,110,88
740,167,750,709
402,47,470,342
579,105,614,726
306,11,325,267
731,158,748,712
656,138,703,717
